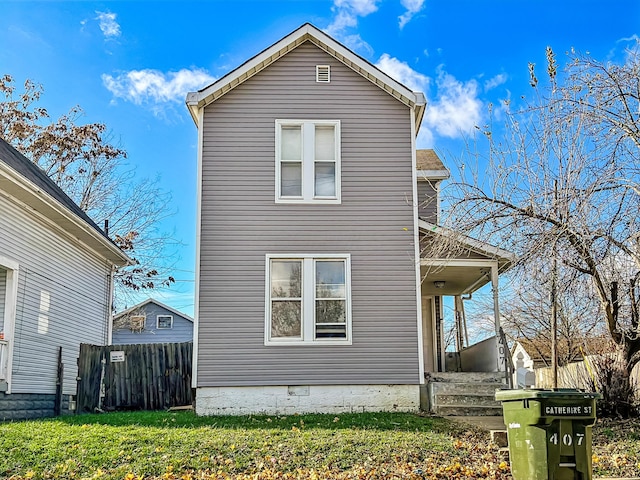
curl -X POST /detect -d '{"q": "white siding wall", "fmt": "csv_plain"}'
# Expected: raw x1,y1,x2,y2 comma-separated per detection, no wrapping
0,197,111,395
197,42,420,387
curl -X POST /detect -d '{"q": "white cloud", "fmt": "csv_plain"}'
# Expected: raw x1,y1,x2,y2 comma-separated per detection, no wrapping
95,11,121,38
374,53,430,92
333,0,379,16
423,68,483,139
324,0,380,54
102,68,215,107
376,53,482,146
399,0,425,29
610,34,640,61
376,54,486,147
325,9,358,38
617,34,640,44
484,73,508,91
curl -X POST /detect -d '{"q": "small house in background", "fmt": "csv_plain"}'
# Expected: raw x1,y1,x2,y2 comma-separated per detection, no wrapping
0,138,131,421
111,299,193,345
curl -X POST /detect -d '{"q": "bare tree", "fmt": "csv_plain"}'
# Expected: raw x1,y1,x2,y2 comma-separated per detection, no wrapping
0,75,176,305
439,46,640,415
500,263,606,366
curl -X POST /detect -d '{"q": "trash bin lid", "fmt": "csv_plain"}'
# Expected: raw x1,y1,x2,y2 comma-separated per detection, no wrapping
495,388,601,401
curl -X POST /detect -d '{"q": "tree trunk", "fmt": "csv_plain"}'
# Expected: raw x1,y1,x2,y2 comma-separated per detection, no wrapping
601,338,639,417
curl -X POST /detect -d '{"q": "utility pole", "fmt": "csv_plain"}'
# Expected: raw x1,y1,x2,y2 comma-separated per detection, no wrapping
551,180,559,389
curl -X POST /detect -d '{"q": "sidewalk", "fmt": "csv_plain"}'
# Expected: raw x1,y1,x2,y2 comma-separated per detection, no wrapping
448,415,505,431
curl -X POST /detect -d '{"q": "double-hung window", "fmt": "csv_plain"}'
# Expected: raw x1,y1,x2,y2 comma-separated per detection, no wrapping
266,254,351,345
275,120,341,203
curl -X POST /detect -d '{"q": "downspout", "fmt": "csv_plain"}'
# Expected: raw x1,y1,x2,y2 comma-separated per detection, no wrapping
106,264,116,346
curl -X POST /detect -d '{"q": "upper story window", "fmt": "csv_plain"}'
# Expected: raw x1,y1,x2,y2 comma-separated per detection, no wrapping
275,120,341,204
265,254,351,345
157,315,173,329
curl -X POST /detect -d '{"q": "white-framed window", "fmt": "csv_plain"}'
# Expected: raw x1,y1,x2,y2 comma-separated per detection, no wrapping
265,254,351,345
275,120,341,204
157,315,173,329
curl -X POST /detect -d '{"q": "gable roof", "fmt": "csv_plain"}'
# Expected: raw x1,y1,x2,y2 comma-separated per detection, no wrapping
186,23,426,132
0,137,131,266
416,149,449,180
113,298,194,323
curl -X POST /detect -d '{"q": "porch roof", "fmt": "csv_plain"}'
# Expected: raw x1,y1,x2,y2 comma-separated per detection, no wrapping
419,220,516,296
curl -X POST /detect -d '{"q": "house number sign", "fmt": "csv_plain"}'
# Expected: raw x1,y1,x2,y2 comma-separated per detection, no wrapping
110,351,125,362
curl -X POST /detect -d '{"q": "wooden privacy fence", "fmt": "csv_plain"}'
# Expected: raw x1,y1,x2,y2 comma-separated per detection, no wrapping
535,355,640,393
76,342,193,413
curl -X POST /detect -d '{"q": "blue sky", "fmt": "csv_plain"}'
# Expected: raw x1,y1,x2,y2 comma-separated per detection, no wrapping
2,0,639,316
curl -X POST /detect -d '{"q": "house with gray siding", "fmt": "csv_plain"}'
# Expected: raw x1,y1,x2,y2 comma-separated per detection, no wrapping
112,299,193,345
186,23,515,416
0,138,130,420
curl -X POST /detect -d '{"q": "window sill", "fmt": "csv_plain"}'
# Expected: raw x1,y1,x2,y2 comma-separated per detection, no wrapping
275,198,341,205
265,339,352,346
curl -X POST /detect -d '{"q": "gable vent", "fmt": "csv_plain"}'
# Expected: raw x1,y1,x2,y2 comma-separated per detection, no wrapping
316,65,330,83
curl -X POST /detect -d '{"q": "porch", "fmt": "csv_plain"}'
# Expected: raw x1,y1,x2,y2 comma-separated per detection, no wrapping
418,221,516,415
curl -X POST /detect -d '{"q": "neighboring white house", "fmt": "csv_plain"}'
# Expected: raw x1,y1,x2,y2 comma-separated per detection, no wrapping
0,137,131,420
111,299,193,345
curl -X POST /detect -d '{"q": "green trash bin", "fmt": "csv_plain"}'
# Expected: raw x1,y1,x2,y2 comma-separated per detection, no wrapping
495,388,601,480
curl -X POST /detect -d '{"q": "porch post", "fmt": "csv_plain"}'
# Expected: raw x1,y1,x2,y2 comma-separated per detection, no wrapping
491,263,505,372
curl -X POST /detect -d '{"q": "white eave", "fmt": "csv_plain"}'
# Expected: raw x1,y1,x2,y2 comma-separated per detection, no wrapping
416,169,450,181
186,23,426,132
0,162,132,267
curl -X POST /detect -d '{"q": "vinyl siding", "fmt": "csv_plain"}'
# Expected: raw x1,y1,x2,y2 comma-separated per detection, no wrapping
417,181,438,223
112,303,193,344
197,42,419,387
0,195,111,395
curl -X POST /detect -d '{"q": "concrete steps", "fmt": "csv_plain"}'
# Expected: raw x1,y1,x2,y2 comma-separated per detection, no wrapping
426,372,507,416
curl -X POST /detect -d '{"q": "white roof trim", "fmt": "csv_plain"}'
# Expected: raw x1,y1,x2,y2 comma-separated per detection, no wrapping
186,23,426,131
417,169,450,180
419,219,517,267
0,162,132,266
113,298,193,323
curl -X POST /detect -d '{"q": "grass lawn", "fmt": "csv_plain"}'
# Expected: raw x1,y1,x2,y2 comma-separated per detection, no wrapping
0,411,638,479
